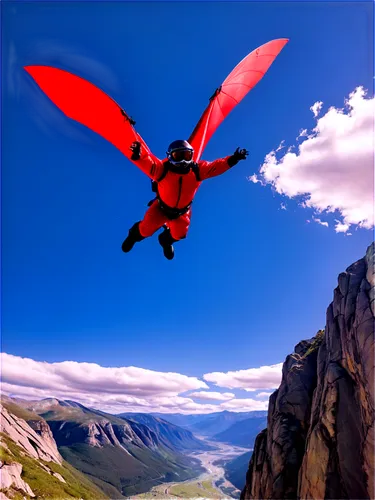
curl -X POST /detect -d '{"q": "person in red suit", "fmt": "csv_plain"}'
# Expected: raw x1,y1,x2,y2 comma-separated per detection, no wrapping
24,40,287,260
121,139,249,260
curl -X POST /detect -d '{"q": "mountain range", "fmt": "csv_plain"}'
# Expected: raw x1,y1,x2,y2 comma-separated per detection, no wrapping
152,410,267,441
212,415,267,447
1,395,265,498
118,412,215,451
1,397,208,498
3,244,373,500
1,394,268,498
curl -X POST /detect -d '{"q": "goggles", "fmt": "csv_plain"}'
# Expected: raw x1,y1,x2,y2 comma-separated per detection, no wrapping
170,149,193,162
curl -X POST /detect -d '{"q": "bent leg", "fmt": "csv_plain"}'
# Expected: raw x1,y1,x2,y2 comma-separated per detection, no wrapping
139,200,168,237
122,201,167,253
158,210,192,260
168,209,191,240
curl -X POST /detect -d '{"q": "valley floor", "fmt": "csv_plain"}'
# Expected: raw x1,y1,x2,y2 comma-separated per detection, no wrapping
130,439,251,499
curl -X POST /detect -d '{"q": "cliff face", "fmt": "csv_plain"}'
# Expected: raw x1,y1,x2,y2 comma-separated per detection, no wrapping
47,418,161,450
17,398,162,450
242,243,374,500
0,403,62,464
0,404,62,498
0,462,36,498
0,402,108,499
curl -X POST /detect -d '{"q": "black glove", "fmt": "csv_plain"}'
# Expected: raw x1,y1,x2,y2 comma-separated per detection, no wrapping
235,147,249,160
228,147,249,167
130,141,141,161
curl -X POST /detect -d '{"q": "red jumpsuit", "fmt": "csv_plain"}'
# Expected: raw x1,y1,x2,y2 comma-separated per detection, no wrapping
133,151,233,240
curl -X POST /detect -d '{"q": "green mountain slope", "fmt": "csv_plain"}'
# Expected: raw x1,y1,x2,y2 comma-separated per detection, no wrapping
0,432,107,499
1,395,44,422
118,412,215,451
59,440,204,497
18,398,205,497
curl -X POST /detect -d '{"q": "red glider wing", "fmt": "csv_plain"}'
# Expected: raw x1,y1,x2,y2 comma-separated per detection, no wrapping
24,65,154,168
188,38,289,161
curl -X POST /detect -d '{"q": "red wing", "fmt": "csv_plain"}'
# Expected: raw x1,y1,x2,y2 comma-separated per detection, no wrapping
188,38,289,161
24,65,154,166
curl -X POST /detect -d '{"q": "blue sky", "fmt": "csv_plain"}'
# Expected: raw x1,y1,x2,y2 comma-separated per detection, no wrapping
1,1,374,411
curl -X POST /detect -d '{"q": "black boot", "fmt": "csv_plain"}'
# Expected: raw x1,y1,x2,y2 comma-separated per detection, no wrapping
121,222,145,253
158,227,177,260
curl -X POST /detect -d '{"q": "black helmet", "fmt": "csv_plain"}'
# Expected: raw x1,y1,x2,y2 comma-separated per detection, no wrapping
166,140,194,167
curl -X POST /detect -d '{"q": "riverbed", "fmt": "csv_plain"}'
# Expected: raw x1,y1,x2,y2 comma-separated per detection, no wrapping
132,438,251,499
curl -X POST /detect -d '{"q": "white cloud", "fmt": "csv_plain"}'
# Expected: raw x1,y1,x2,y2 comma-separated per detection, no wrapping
248,174,261,184
188,391,235,401
1,352,207,398
310,101,323,118
219,398,268,411
255,392,273,399
0,353,280,415
297,129,309,140
312,216,329,227
280,203,287,210
251,87,374,234
334,220,350,233
203,363,283,392
128,395,218,415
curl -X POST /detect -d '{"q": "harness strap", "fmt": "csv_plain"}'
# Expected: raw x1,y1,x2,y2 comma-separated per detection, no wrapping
148,161,199,218
156,161,200,182
157,198,192,220
191,163,201,182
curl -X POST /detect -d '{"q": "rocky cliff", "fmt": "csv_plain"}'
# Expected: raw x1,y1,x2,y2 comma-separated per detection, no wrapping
0,403,62,464
241,242,374,500
46,416,161,450
0,402,107,499
15,397,157,451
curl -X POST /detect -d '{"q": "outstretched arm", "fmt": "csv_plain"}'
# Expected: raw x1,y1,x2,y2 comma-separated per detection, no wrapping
198,148,249,180
129,141,165,181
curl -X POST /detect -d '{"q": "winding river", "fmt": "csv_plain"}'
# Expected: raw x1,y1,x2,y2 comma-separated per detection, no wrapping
133,438,251,499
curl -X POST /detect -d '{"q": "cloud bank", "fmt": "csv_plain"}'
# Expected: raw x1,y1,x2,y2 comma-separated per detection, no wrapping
0,353,279,414
250,87,374,233
1,353,207,397
203,363,283,392
187,391,235,401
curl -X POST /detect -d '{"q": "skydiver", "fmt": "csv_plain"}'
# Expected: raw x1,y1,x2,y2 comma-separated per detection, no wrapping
24,40,288,260
121,140,249,260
